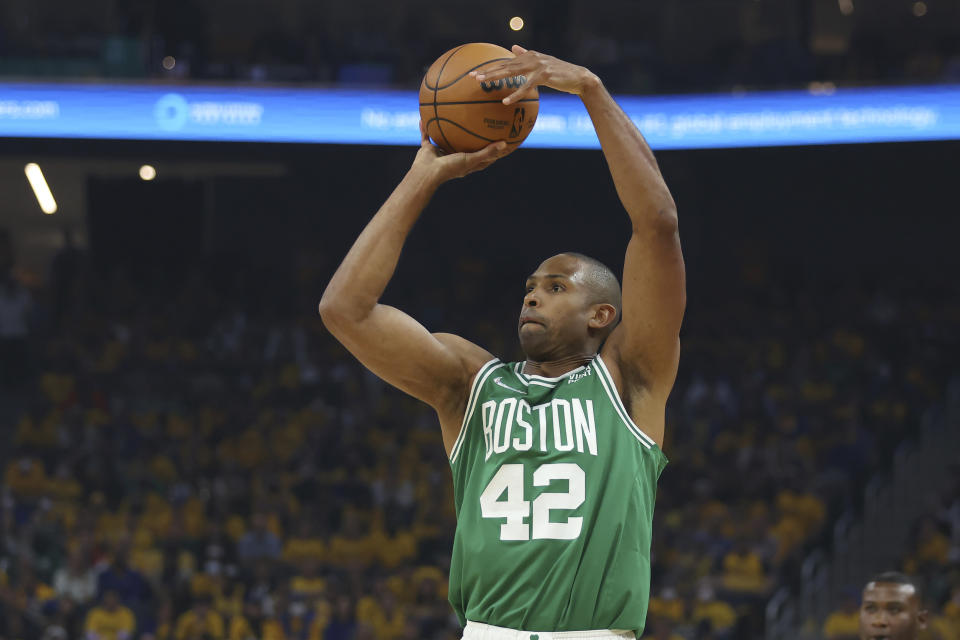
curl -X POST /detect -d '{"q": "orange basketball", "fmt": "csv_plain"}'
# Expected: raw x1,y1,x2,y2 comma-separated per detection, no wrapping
419,43,539,155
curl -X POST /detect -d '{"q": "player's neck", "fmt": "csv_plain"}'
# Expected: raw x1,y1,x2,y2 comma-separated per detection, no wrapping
522,353,596,378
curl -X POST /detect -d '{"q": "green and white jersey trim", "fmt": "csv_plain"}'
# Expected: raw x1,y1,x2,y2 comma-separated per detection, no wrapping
450,358,503,464
511,362,590,389
593,356,657,449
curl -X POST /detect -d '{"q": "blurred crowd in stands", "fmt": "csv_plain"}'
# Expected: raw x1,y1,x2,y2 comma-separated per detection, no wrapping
1,0,959,93
0,219,957,640
819,464,960,640
905,467,960,640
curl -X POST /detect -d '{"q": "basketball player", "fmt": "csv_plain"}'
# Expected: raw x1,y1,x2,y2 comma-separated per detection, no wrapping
859,573,928,640
320,46,685,639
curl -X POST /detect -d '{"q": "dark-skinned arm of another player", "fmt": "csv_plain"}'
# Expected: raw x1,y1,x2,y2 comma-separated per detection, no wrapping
319,126,505,452
581,76,687,407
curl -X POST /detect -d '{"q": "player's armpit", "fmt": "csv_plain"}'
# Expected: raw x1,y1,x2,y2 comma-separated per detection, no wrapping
321,303,492,441
602,220,686,395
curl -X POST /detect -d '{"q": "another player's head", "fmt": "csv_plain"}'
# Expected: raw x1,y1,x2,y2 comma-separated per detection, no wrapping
859,572,927,640
519,252,621,361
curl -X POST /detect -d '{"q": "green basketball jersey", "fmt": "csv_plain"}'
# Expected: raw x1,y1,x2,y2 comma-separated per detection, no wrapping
447,355,668,636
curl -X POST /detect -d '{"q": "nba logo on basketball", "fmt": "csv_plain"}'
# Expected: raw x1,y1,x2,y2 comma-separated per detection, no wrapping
510,108,526,137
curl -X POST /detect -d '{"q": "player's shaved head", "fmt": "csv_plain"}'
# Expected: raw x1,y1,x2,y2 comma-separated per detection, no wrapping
560,252,622,318
520,253,622,360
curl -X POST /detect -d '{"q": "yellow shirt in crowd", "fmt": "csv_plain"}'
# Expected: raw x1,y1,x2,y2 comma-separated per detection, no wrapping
822,609,860,639
174,609,225,640
85,605,136,640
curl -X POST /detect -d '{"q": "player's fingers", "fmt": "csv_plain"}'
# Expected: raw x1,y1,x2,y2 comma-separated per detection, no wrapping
502,82,537,105
470,65,509,81
471,60,530,82
448,140,505,167
465,141,508,167
420,124,448,155
478,47,535,80
479,140,508,159
464,154,502,176
471,47,536,83
420,121,438,151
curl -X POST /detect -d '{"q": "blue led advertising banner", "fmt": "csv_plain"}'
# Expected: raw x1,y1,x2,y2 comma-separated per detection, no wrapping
1,82,959,149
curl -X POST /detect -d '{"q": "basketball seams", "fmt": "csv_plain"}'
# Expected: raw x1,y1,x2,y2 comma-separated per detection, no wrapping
426,118,524,145
432,45,465,153
432,57,512,90
427,45,465,92
423,55,516,91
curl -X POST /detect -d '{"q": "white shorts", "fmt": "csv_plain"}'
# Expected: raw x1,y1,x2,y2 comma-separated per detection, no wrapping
462,621,635,640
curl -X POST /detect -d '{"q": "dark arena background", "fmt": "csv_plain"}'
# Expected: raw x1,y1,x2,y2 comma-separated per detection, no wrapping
1,2,959,640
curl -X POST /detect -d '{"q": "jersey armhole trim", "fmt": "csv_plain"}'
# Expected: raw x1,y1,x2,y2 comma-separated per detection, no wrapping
449,358,502,464
594,355,658,449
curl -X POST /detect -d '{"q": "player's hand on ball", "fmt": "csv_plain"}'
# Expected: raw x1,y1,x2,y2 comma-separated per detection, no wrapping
414,119,508,183
471,45,599,105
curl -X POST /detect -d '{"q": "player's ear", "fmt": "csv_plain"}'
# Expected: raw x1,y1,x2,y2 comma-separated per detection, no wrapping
588,303,617,330
917,608,929,630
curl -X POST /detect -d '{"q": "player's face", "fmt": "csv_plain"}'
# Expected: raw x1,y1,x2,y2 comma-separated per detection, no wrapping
859,582,927,640
519,255,594,360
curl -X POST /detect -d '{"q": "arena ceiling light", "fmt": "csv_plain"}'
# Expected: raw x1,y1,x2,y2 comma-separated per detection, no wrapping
23,163,57,214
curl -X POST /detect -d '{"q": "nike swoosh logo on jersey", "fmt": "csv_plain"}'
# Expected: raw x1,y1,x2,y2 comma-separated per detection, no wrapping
493,377,524,394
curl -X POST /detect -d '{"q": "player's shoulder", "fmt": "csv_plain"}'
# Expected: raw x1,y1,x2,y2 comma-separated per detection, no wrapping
600,333,679,397
432,333,497,380
431,333,498,427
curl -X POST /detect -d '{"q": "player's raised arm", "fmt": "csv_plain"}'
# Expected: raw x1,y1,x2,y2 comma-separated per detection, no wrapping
576,72,686,396
477,46,686,444
319,124,508,451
